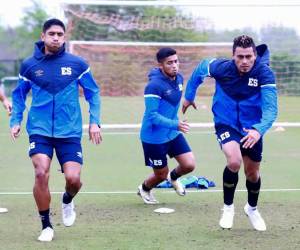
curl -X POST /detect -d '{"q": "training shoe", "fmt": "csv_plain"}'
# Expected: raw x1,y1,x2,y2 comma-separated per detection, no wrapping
137,185,159,204
62,200,76,227
0,207,8,213
167,172,186,196
38,227,54,242
219,204,234,229
244,203,266,231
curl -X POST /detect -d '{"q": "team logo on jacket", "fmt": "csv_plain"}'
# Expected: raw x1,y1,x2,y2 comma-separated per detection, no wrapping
61,67,72,75
248,78,258,87
34,69,44,77
178,83,183,91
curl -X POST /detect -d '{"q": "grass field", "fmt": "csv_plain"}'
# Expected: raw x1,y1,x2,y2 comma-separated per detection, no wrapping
0,96,299,250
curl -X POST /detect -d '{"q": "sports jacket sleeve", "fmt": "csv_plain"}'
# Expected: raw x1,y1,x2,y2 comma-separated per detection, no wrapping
184,59,212,101
144,84,178,130
10,74,31,127
252,84,278,135
78,67,101,125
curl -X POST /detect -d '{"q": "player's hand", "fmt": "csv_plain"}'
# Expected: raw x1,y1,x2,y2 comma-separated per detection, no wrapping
178,120,190,133
2,98,12,116
89,123,102,145
182,99,197,114
240,128,261,149
10,125,21,141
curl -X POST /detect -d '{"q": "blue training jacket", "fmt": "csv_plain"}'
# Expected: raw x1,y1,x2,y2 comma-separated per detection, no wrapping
10,41,100,138
185,44,277,136
140,68,184,144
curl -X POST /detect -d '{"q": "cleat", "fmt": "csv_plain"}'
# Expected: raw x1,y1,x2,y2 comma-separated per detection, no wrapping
38,227,54,242
219,204,234,229
0,207,8,213
244,203,266,231
137,185,159,204
62,200,76,227
167,172,186,196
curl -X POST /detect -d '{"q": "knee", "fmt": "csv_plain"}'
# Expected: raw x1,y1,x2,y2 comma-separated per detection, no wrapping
34,167,49,182
66,174,81,188
246,170,260,182
227,159,242,172
181,160,196,173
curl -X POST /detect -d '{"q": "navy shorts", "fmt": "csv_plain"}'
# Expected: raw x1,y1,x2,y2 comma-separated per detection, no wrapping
142,133,191,169
29,134,83,168
215,124,263,162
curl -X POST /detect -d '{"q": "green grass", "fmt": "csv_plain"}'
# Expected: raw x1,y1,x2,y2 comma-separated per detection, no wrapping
0,96,299,249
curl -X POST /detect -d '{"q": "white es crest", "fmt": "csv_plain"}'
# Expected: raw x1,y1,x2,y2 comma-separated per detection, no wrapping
61,67,72,75
178,84,183,91
248,78,258,87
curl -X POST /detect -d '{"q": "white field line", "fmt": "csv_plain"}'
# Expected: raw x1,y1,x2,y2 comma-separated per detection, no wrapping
0,188,299,195
83,122,300,129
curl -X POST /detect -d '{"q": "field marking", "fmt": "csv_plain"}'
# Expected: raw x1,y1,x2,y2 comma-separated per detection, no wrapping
0,188,299,195
83,122,300,129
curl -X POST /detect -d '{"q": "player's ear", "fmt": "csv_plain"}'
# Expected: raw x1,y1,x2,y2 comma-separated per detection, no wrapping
41,32,45,41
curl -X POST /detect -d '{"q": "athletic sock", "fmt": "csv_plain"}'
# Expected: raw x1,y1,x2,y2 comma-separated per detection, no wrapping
246,178,261,207
223,166,239,205
170,169,181,181
39,209,52,229
142,182,151,192
63,192,74,204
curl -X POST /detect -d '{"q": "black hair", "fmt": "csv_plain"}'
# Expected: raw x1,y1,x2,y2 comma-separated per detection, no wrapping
233,35,256,54
156,47,177,63
43,18,66,33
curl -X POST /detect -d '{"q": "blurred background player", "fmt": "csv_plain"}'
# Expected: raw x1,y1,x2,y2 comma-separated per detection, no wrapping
0,82,12,213
183,35,277,231
137,47,196,204
10,18,102,241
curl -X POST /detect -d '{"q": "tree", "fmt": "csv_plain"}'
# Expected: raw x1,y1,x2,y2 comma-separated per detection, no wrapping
13,0,49,58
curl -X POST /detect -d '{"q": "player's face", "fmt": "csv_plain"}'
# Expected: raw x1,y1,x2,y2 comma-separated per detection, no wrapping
41,25,65,54
233,46,256,74
159,54,179,79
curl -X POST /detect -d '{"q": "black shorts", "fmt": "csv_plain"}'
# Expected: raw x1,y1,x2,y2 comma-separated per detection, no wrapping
29,134,83,168
142,134,191,169
215,124,263,162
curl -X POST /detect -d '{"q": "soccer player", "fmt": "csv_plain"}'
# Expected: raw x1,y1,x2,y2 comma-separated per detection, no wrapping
0,83,11,213
137,47,196,204
10,18,102,241
182,35,277,231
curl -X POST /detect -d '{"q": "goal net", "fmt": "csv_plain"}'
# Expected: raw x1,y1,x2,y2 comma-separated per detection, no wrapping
62,1,300,96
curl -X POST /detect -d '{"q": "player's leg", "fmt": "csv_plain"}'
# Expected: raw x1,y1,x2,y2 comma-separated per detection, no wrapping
29,135,54,241
55,137,83,227
242,139,266,231
138,167,168,204
215,125,243,229
31,154,54,241
61,161,82,226
169,134,195,196
137,141,169,204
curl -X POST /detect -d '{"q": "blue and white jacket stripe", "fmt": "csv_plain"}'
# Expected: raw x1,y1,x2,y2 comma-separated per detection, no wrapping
185,44,277,136
10,41,100,138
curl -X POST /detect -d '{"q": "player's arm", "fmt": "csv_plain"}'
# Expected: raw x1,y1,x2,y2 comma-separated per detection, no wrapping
144,95,176,129
252,84,278,136
241,84,277,149
0,84,12,115
78,67,102,145
182,59,213,114
9,74,31,140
